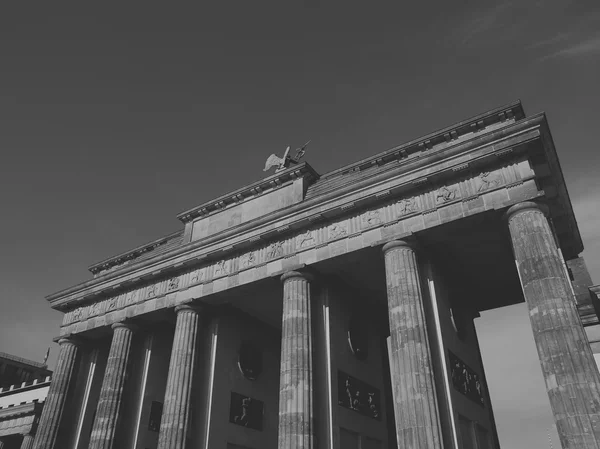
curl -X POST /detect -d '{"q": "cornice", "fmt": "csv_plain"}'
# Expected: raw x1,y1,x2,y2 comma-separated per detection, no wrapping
83,102,523,278
46,114,545,310
318,100,524,181
89,230,184,276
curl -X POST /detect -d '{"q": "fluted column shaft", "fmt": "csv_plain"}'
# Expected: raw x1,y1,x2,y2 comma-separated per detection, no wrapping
157,304,203,449
278,271,314,449
20,434,34,449
507,202,600,449
32,336,81,449
88,322,136,449
382,240,443,449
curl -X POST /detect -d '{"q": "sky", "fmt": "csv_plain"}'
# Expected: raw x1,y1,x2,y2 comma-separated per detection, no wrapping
0,2,599,448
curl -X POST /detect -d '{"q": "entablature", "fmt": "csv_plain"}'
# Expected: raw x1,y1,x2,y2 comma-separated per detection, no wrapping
49,113,561,316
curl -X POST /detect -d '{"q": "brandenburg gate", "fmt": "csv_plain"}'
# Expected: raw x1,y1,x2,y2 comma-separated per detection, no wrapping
30,101,600,449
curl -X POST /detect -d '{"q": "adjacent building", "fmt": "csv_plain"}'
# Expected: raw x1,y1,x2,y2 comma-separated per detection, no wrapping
0,353,51,449
30,101,600,449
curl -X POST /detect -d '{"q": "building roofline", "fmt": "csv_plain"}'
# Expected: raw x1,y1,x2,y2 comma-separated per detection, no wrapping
0,352,49,370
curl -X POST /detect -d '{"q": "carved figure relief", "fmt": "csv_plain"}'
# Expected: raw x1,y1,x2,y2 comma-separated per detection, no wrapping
167,277,180,292
436,185,458,204
477,171,501,192
449,351,484,406
214,260,229,277
296,230,316,249
190,268,204,284
240,251,256,269
362,209,382,227
397,197,418,215
229,392,263,431
72,308,82,321
337,371,381,420
125,290,139,306
89,301,103,317
329,223,348,239
146,284,157,299
106,297,117,312
266,241,284,260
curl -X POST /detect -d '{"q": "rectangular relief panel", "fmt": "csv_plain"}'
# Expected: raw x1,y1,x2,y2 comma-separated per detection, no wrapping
191,179,304,242
229,392,264,431
448,350,484,406
337,370,381,420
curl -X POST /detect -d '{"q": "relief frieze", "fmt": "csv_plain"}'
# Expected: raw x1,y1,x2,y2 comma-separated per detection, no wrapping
189,268,205,284
146,284,158,299
213,259,230,278
125,290,139,306
362,209,382,227
266,241,284,260
63,163,524,329
239,251,256,270
397,196,419,215
329,222,348,239
435,185,459,205
476,171,502,192
167,277,180,292
296,230,316,249
106,297,118,312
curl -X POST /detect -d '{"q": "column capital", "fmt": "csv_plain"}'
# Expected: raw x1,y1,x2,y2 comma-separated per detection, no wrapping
382,239,417,254
280,270,314,283
111,320,137,332
174,302,204,315
52,334,84,347
505,201,549,221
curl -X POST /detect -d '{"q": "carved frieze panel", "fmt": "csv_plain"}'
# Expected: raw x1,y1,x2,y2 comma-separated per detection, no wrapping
296,230,316,249
361,209,382,228
266,241,284,260
146,283,158,299
106,296,118,313
239,251,256,270
396,196,419,216
229,392,263,431
329,222,348,240
449,351,484,406
213,259,230,278
476,171,502,192
435,185,460,205
189,267,205,285
62,160,531,330
337,371,381,420
167,277,180,292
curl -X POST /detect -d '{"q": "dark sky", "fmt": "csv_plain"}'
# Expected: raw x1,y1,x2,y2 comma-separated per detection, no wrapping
1,2,599,448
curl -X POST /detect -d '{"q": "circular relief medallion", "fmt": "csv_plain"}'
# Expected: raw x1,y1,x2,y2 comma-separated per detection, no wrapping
237,342,263,381
450,307,466,340
347,315,369,361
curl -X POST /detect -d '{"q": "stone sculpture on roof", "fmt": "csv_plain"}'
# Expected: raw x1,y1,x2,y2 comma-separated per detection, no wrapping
263,140,310,172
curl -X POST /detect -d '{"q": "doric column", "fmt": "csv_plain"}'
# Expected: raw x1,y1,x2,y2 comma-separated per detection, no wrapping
20,434,34,449
382,240,443,449
278,271,314,449
157,304,203,449
32,336,81,449
507,202,600,448
88,321,136,449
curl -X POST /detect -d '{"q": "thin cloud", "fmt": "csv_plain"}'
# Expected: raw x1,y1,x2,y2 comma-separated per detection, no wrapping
538,35,600,60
